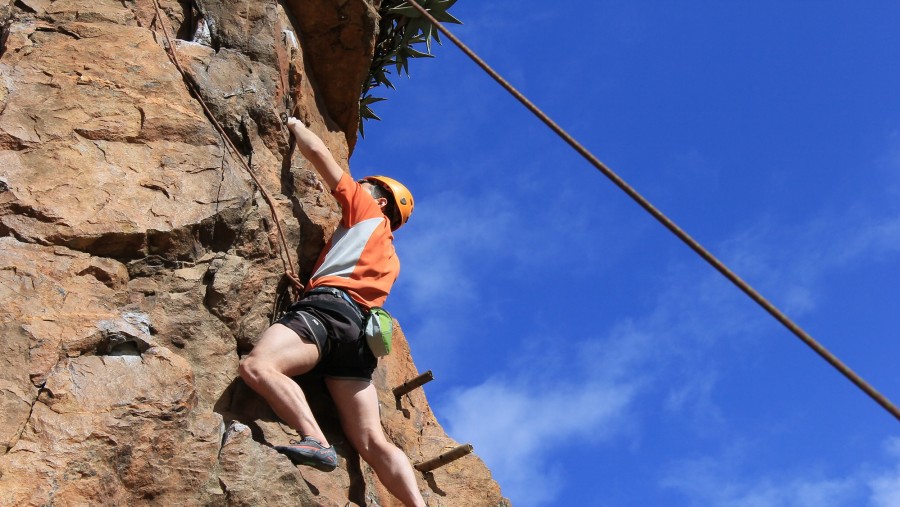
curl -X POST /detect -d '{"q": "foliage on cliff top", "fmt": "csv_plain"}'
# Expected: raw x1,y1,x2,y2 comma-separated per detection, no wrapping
359,0,461,136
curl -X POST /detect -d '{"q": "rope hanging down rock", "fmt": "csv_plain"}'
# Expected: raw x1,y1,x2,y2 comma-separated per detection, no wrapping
401,0,900,423
150,0,304,295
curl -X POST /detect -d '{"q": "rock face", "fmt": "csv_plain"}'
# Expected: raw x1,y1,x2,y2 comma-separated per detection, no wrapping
0,1,508,505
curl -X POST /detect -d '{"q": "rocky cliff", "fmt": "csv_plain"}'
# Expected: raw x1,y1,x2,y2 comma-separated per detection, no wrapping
0,1,507,505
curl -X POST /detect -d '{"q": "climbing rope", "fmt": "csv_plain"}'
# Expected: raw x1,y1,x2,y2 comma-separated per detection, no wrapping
403,0,900,422
150,1,304,295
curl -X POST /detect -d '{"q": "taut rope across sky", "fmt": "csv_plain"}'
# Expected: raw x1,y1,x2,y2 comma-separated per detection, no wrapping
402,0,900,422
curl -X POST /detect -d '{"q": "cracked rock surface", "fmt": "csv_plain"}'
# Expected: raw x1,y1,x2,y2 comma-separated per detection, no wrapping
0,1,507,506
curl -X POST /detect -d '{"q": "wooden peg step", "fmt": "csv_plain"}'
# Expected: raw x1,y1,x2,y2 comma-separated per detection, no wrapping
414,444,474,473
393,370,434,398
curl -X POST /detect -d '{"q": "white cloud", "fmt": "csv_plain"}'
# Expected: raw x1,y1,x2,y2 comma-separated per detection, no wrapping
387,130,900,505
664,369,725,431
660,437,900,507
869,437,900,507
412,186,900,504
715,208,900,317
441,374,637,507
870,474,900,507
388,187,520,371
433,311,658,505
393,188,516,311
836,214,900,262
389,173,629,374
661,452,858,507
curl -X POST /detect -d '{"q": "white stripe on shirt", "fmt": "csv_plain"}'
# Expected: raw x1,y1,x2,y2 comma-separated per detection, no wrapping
310,217,383,280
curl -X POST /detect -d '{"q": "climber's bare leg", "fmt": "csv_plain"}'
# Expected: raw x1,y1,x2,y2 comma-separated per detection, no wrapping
326,378,425,507
239,323,329,446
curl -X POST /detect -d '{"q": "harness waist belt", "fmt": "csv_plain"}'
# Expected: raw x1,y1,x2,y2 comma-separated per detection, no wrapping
306,287,365,321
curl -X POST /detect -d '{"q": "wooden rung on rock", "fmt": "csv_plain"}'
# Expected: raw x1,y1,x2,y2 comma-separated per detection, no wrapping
392,370,434,398
414,444,474,473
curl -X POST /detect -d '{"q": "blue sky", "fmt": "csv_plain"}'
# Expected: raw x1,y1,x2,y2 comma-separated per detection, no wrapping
352,2,900,506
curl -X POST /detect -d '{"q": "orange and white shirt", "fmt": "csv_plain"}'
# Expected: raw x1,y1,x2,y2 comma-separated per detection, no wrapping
306,172,399,309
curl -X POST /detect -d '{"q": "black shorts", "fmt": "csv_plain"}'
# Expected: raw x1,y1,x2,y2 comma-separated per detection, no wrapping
275,291,376,381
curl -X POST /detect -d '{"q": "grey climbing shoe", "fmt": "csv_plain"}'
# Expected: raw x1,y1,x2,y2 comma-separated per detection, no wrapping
275,437,338,472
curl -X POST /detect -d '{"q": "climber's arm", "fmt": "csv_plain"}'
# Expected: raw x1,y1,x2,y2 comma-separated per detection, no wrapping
287,117,343,191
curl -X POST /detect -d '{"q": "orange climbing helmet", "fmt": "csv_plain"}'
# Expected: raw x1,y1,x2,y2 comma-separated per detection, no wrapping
361,175,414,231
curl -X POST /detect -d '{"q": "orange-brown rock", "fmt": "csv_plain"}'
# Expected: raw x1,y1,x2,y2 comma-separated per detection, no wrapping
0,1,508,505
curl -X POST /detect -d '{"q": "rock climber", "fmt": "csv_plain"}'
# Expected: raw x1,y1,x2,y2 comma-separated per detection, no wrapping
238,117,425,507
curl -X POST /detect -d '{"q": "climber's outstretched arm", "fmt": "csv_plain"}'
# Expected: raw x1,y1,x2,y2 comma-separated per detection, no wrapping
287,117,343,191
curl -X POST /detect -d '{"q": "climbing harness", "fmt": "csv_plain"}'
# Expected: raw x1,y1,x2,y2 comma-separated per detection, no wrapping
402,0,900,422
150,0,303,296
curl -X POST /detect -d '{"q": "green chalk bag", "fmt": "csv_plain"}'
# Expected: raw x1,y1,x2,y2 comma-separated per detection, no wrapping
363,307,393,357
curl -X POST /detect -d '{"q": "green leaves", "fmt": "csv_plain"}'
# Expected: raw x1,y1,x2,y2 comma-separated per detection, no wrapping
358,0,461,136
389,0,462,24
359,95,387,137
